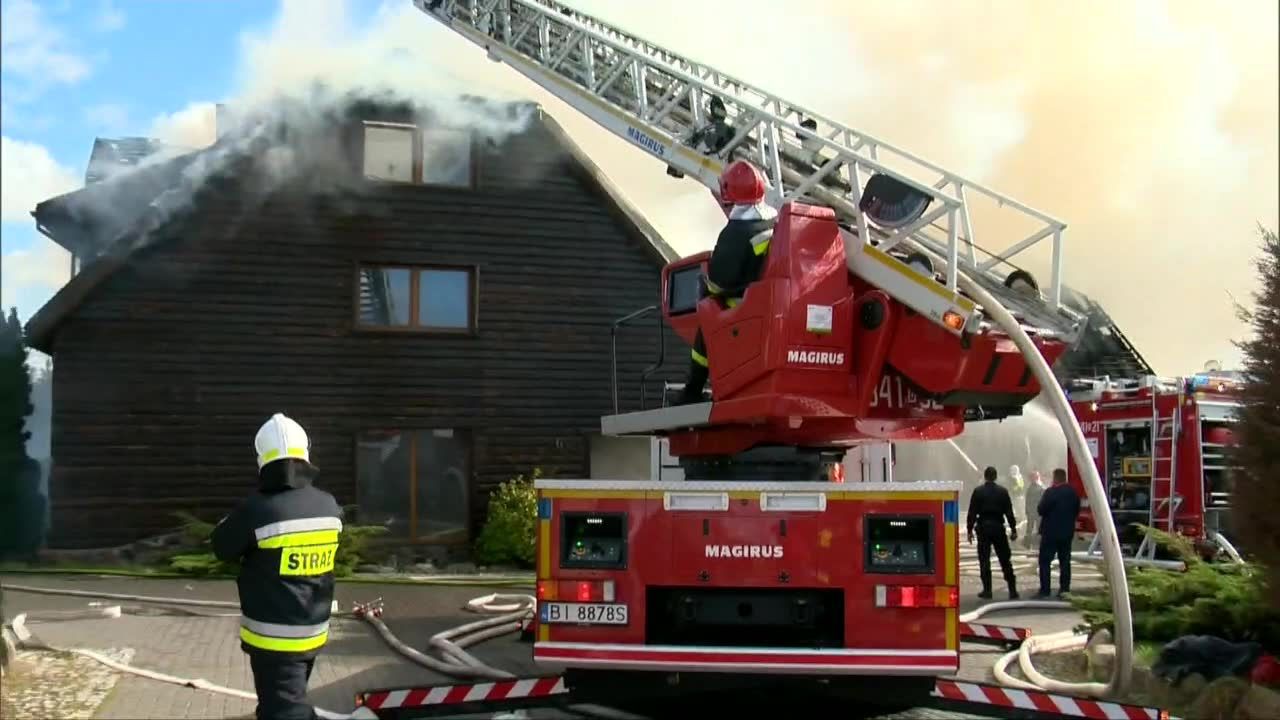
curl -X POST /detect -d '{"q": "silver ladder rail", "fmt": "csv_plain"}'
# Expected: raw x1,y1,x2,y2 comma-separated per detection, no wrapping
1134,398,1179,561
412,0,1080,337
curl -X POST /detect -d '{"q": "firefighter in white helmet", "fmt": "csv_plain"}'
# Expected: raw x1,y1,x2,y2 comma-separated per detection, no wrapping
212,413,343,720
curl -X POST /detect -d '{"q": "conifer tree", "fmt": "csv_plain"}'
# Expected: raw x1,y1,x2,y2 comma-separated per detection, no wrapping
0,308,34,557
1234,225,1280,608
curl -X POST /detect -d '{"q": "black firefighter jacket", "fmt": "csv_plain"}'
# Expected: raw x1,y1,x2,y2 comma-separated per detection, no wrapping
704,215,777,301
212,466,343,658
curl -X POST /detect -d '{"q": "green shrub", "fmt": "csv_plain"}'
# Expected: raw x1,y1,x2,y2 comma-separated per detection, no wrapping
474,469,539,569
166,508,387,578
1071,525,1280,652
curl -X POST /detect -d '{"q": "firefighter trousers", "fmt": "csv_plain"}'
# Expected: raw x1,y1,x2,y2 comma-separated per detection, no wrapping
681,296,741,403
249,652,317,720
976,530,1017,594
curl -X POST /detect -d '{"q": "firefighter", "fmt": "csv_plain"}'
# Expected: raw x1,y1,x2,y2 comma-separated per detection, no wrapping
212,413,343,720
966,466,1020,600
677,160,778,405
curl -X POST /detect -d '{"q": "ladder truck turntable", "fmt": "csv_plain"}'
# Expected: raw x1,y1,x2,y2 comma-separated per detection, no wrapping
352,1,1161,718
1067,371,1245,569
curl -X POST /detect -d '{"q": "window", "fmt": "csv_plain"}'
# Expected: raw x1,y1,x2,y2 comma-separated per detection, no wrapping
362,122,473,187
356,265,475,331
356,429,471,543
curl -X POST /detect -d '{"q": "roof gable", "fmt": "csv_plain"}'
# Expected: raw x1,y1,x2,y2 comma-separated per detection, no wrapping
24,102,678,352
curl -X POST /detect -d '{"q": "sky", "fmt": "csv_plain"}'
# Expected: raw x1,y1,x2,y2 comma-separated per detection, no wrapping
1,0,1277,376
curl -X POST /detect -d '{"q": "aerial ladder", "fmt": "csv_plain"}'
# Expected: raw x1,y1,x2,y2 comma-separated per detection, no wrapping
414,0,1080,344
362,1,1143,718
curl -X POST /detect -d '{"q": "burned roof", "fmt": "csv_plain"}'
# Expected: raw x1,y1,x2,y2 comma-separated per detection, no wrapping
24,98,678,352
1053,286,1155,382
84,137,169,185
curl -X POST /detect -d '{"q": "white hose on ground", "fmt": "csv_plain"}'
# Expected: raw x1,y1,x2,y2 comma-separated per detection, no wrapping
943,267,1135,697
9,612,351,719
4,583,535,714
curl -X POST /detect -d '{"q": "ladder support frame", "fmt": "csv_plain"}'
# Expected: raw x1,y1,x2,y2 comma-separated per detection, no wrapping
415,0,1079,330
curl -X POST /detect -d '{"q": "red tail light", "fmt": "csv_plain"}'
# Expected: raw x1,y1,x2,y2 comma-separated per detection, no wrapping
875,585,958,608
539,580,616,602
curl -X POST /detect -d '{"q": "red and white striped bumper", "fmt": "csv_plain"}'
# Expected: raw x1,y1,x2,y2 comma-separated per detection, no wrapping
533,642,958,674
359,676,567,711
960,622,1031,642
933,679,1166,719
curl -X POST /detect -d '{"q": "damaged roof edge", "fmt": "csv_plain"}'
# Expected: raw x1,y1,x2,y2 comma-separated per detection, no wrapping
24,104,684,352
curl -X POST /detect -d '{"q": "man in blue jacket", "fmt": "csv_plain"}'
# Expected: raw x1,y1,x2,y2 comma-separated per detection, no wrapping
1036,468,1081,598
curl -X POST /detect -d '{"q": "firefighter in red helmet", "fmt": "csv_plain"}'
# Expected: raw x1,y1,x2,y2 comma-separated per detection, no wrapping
677,160,778,405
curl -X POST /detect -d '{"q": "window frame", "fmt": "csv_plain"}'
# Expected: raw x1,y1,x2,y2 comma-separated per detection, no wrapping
360,120,477,189
353,262,479,335
354,428,473,546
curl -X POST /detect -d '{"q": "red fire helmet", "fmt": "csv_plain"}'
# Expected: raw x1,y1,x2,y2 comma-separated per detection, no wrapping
718,160,767,206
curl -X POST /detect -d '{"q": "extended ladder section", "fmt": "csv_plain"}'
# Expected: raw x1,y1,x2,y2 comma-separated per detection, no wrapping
411,0,1081,340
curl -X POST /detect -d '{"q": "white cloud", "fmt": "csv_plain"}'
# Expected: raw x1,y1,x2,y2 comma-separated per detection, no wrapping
94,0,126,32
84,102,131,133
0,239,70,317
0,0,93,87
0,136,80,222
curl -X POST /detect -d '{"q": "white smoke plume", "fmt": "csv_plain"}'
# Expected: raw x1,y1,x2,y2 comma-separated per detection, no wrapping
82,0,1275,374
340,0,1272,376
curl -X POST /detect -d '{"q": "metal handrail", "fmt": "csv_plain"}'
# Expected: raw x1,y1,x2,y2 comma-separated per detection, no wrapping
610,305,664,414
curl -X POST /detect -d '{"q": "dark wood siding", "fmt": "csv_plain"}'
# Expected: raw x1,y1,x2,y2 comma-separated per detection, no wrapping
45,118,687,549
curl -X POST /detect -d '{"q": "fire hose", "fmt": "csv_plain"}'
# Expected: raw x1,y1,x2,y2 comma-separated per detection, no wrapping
944,263,1135,698
2,582,535,717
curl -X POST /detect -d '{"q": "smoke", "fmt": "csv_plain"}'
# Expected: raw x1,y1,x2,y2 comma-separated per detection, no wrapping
895,396,1068,502
72,0,1277,372
86,0,540,249
416,0,1273,375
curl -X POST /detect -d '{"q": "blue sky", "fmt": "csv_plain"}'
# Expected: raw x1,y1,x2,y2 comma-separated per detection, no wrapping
0,0,383,326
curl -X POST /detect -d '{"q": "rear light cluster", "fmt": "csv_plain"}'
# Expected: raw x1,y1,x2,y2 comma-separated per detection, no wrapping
874,584,958,608
537,579,616,602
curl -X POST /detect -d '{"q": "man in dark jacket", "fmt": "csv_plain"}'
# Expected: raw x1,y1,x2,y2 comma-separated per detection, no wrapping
1036,468,1081,598
966,466,1019,600
212,413,343,720
678,160,778,405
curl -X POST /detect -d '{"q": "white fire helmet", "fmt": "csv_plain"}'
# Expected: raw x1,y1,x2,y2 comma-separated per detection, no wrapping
254,413,311,469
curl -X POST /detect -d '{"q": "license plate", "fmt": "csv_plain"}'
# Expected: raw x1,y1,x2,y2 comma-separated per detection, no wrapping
539,602,629,625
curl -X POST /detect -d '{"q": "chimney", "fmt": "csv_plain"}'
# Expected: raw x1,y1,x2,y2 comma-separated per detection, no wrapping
215,103,230,139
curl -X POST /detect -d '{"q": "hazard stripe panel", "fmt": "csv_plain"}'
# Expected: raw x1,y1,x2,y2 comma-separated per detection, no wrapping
960,622,1031,641
533,643,957,673
932,679,1165,720
360,677,568,710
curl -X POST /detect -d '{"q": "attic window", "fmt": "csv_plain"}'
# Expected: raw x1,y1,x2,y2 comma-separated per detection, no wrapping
362,121,473,188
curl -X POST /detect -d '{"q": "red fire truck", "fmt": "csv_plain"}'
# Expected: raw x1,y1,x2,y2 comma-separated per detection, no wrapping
526,198,1080,705
350,2,1168,717
1066,372,1244,567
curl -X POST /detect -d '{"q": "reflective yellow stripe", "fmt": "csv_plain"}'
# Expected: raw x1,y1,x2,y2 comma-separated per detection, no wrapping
752,239,770,256
257,530,339,549
261,447,307,463
239,626,328,653
725,297,740,308
691,349,709,367
279,543,338,576
705,277,723,295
